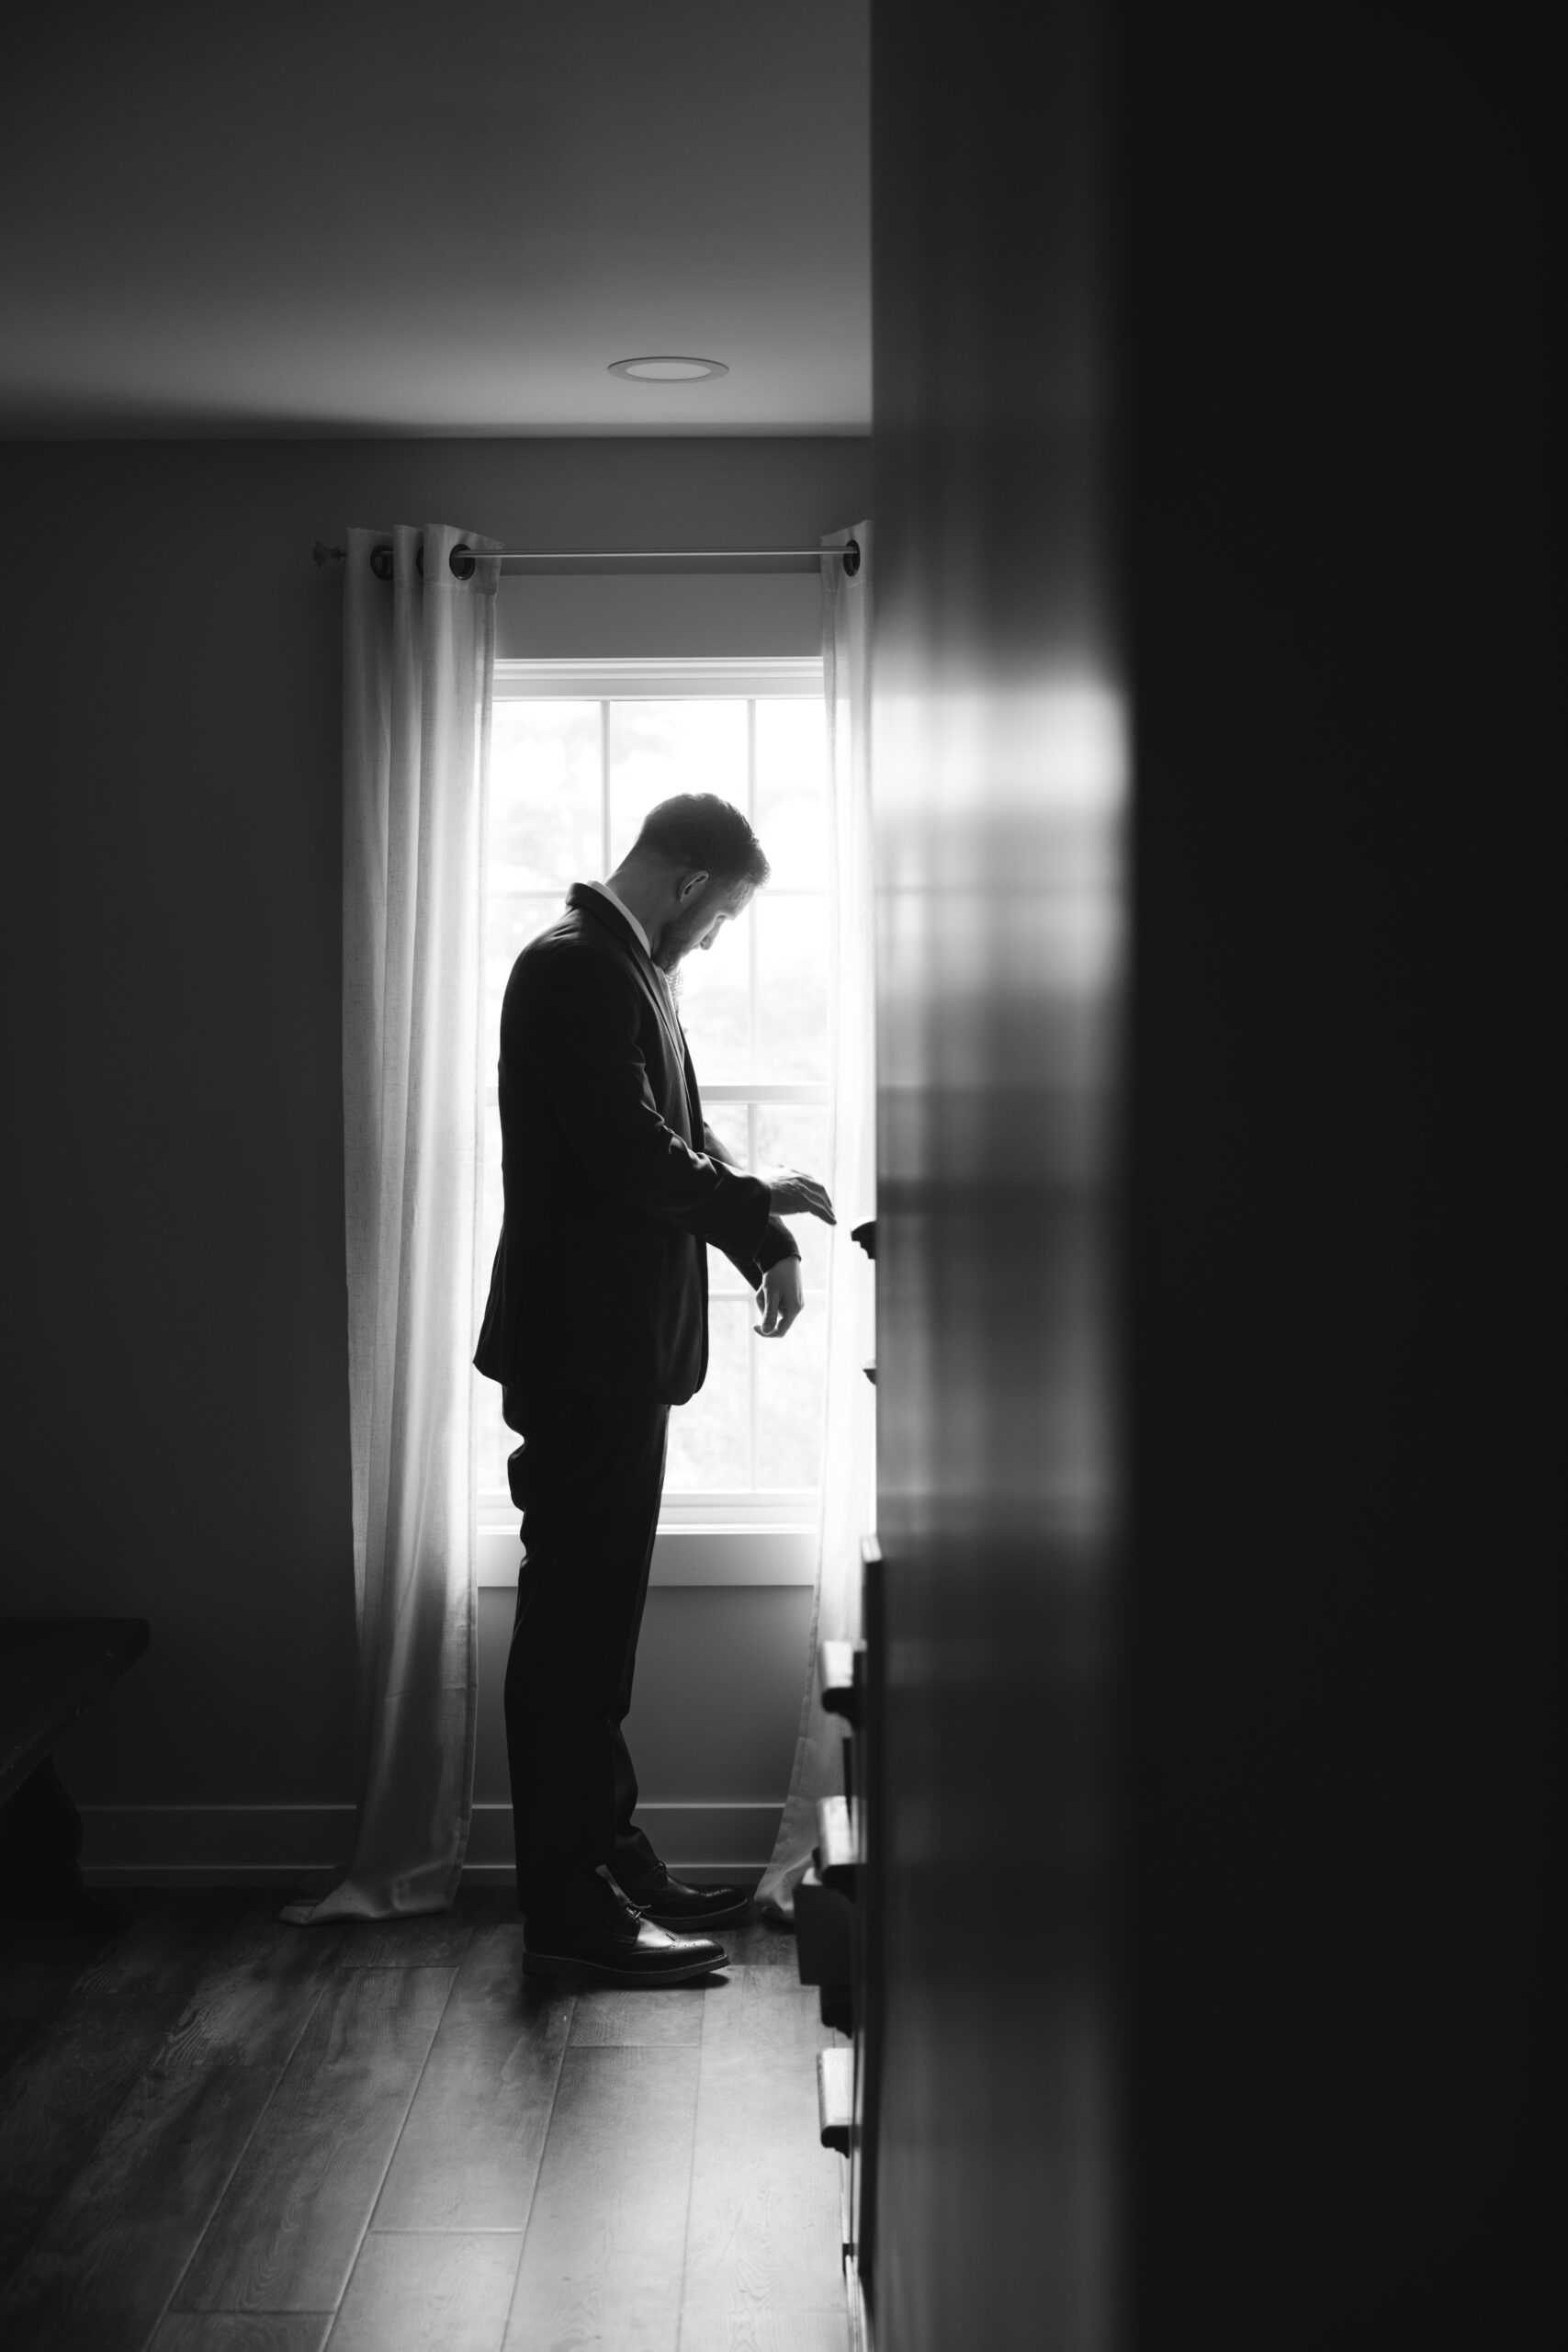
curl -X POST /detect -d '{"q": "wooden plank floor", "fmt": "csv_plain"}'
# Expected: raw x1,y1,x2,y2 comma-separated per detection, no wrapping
0,1891,850,2352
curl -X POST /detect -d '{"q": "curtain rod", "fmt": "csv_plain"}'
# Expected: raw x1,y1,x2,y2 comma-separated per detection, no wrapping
311,538,860,578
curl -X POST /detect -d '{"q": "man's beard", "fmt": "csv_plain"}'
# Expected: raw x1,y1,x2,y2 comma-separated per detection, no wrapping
655,918,705,985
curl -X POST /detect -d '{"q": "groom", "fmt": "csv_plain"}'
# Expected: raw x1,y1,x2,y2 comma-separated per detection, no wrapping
475,793,834,1984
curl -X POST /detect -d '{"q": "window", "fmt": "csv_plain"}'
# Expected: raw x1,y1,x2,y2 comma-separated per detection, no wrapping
477,657,829,1542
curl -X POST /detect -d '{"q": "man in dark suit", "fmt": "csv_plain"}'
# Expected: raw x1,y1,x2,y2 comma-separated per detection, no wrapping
475,793,834,1984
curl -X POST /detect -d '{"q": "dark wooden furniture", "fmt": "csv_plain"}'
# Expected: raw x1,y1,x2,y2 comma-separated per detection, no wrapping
0,1618,150,1928
795,1640,859,2036
795,1542,881,2342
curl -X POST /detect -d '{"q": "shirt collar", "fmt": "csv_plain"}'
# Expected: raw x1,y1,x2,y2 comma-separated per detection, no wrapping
585,877,652,959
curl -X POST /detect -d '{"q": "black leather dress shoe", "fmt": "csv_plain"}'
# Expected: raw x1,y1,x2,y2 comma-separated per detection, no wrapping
615,1867,754,1930
523,1882,728,1986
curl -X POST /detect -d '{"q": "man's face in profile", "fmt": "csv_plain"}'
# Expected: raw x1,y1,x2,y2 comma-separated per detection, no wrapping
655,876,754,973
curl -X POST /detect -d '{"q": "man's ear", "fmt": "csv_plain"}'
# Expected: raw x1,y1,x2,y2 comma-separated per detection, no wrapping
677,868,711,904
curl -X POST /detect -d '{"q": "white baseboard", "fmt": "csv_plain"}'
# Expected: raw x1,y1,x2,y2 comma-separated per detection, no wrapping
79,1804,356,1887
78,1800,784,1890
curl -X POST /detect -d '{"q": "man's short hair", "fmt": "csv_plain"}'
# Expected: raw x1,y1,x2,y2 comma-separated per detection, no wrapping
632,794,771,888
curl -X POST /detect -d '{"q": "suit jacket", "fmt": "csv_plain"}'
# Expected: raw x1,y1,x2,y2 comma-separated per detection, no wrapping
474,882,798,1404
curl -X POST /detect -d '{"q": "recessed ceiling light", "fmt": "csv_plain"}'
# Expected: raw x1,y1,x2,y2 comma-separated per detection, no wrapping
608,356,729,382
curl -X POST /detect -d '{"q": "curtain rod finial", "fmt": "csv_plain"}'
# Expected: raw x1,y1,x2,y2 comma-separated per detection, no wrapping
312,540,347,568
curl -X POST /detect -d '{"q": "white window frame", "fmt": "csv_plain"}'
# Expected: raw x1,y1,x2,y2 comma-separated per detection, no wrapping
477,655,828,1589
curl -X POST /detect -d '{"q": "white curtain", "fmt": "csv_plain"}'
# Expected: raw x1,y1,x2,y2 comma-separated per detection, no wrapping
285,522,500,1925
759,523,876,1918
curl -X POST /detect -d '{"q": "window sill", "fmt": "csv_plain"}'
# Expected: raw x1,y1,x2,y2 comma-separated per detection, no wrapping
475,1519,818,1589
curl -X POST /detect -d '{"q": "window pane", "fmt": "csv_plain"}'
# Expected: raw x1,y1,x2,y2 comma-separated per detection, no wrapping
705,1104,833,1301
756,1099,829,1222
477,674,831,1513
702,1102,751,1174
608,701,748,866
707,1241,752,1299
666,1299,751,1490
672,901,751,1082
754,1102,829,1178
755,1302,827,1488
485,893,564,1071
755,700,828,888
755,1102,833,1306
755,895,829,1081
490,702,602,889
753,1100,830,1487
476,1374,513,1499
480,1102,506,1313
701,1098,759,1302
479,891,562,1494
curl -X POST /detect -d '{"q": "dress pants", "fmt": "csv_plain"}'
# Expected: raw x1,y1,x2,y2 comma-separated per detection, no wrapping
502,1384,668,1919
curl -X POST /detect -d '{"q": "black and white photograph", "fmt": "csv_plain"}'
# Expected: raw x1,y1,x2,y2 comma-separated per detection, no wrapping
0,4,1551,2347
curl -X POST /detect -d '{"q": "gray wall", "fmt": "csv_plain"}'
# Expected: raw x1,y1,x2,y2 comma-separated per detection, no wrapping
0,435,869,1871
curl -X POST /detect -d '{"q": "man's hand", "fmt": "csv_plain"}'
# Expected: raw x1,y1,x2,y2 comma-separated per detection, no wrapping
764,1168,836,1225
755,1258,805,1338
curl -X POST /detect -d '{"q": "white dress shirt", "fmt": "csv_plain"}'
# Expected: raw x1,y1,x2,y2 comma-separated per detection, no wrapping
585,877,651,959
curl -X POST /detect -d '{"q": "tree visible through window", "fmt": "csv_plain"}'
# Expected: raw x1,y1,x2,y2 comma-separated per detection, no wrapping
477,659,829,1513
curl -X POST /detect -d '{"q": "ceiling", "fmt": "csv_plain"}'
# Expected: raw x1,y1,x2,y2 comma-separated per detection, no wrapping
2,2,869,438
